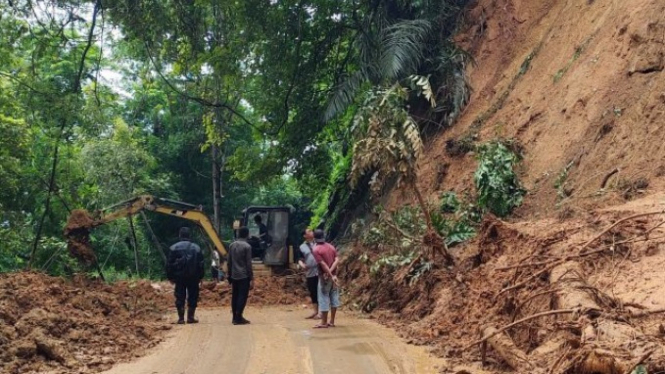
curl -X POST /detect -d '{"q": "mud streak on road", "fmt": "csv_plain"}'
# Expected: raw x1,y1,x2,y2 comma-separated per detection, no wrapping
102,307,445,374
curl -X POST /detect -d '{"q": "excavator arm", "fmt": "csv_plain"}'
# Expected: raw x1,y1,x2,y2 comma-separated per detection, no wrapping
66,195,227,258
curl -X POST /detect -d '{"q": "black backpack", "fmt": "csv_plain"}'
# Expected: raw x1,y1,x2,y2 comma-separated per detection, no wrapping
173,243,199,280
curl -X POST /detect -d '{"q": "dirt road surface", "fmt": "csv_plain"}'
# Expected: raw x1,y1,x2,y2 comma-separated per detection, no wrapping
102,307,444,374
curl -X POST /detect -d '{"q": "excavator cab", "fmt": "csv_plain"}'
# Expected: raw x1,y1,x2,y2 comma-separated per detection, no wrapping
233,206,294,269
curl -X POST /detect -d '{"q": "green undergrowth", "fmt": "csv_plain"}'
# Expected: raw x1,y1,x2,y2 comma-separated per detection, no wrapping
355,138,525,282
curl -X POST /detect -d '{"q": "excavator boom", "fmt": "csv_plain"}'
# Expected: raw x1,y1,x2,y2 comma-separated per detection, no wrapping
97,195,226,256
65,195,227,263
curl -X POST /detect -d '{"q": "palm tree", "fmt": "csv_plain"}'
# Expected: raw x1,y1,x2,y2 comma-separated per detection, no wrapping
325,0,471,127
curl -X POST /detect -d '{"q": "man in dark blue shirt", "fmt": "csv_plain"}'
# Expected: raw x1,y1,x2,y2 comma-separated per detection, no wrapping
166,227,204,324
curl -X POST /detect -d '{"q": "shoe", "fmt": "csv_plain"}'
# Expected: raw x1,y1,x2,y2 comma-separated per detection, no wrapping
239,317,251,325
176,307,185,324
186,307,199,324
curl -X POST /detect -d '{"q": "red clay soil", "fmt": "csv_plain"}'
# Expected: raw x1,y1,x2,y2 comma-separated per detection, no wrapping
387,0,665,220
63,209,98,266
156,275,310,309
0,272,171,374
358,0,665,369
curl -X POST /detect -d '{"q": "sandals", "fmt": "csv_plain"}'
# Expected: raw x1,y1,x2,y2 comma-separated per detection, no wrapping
313,324,329,329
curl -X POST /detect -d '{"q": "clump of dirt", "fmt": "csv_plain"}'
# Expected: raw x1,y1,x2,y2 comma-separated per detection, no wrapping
64,209,94,232
341,195,665,373
63,209,97,265
0,272,171,374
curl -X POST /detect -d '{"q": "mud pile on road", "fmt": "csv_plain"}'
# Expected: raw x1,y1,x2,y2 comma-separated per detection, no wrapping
63,209,98,265
0,272,170,374
341,197,665,373
158,275,310,308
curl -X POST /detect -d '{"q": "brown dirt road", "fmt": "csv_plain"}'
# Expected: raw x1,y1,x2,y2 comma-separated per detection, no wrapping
101,307,445,374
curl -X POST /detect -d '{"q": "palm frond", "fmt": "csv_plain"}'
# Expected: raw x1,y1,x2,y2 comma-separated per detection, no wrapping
324,69,369,122
380,19,432,81
409,74,436,107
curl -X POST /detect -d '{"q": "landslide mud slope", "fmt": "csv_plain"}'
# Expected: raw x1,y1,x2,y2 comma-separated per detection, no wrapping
343,193,665,373
389,0,665,219
355,3,665,368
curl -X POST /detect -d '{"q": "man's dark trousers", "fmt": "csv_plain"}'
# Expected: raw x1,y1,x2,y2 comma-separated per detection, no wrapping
231,278,250,321
175,278,200,309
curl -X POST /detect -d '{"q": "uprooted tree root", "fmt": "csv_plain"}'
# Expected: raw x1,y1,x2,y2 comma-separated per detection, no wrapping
341,210,665,374
467,212,665,373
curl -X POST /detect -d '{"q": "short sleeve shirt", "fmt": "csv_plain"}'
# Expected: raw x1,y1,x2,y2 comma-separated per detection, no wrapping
312,242,337,277
299,242,319,278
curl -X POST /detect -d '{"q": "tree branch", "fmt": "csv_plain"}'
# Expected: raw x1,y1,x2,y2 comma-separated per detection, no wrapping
464,309,577,350
142,40,261,132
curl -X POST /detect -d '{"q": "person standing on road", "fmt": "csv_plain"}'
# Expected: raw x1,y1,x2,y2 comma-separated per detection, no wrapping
228,226,254,325
298,228,320,319
166,227,205,324
312,229,340,329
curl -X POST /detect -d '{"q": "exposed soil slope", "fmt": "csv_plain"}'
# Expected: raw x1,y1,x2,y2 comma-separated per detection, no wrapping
343,193,665,373
351,3,665,369
389,0,665,219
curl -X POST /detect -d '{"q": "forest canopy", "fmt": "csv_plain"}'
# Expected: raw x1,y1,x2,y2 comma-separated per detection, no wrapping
0,0,469,277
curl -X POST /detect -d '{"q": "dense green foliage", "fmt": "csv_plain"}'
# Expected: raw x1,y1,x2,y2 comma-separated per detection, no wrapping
0,0,472,278
474,141,526,217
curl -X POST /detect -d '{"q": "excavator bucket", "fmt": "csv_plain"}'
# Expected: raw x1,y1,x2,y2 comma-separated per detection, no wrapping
63,209,98,265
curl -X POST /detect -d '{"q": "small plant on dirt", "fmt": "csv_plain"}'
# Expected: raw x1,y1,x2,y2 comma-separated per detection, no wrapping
370,250,418,276
440,191,460,213
392,205,427,234
445,133,477,157
360,205,426,248
362,226,387,246
553,38,591,83
101,266,133,283
554,160,574,200
408,260,433,285
474,140,526,217
432,191,479,247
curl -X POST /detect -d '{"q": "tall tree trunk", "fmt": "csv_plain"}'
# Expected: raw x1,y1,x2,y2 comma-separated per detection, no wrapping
140,211,167,265
218,145,227,230
212,145,221,232
28,1,101,269
128,216,140,277
411,180,455,265
411,180,433,231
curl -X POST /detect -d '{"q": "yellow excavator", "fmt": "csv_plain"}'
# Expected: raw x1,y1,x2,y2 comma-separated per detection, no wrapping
64,195,293,277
